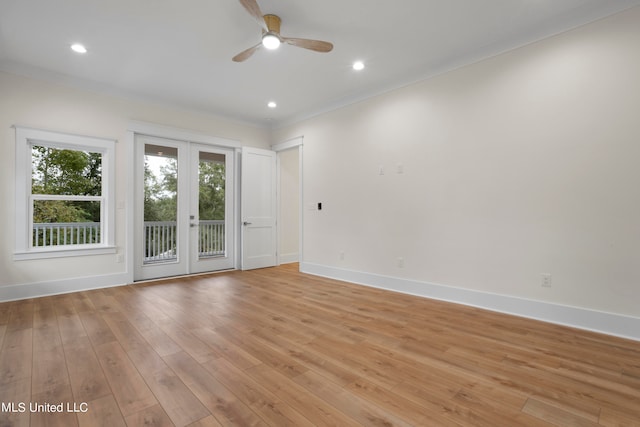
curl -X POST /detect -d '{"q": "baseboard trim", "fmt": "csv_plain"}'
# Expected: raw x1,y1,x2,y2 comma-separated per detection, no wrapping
0,273,130,302
279,253,299,265
300,262,640,342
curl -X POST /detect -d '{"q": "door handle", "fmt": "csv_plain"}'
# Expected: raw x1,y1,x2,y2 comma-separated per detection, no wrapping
243,221,252,226
190,222,199,228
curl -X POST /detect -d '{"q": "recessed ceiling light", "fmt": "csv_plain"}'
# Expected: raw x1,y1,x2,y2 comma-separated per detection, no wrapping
71,43,87,54
353,61,365,71
267,101,277,108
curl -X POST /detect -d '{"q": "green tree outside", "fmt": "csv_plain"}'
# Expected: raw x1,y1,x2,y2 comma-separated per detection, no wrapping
31,145,102,223
143,156,225,222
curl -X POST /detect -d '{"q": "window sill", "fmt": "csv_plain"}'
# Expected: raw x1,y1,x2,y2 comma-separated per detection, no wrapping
14,245,117,261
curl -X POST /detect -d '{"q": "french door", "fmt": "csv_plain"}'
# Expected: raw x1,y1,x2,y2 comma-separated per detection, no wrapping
134,135,235,280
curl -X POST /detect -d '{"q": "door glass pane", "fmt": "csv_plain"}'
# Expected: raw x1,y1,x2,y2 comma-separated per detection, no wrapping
143,144,178,264
198,152,226,258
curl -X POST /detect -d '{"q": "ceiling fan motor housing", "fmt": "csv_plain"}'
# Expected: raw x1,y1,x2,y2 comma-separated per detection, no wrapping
263,14,281,34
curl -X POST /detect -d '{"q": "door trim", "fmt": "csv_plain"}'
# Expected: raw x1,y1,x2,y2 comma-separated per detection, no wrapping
128,120,241,148
273,136,303,267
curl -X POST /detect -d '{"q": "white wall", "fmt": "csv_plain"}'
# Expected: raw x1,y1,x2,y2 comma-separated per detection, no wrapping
0,71,270,296
278,148,300,263
272,8,640,331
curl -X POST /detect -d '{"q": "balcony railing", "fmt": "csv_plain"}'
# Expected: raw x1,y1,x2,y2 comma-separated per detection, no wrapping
33,222,101,247
197,220,226,258
144,221,177,263
32,220,225,263
144,220,225,264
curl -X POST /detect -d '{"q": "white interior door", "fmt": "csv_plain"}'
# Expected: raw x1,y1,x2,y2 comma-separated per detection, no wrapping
241,147,277,270
134,136,235,280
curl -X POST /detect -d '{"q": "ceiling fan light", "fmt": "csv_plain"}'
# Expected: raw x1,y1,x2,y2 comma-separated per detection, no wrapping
70,43,87,54
262,33,281,50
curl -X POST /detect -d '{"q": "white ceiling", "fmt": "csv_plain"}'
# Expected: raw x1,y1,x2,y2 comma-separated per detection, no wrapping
1,0,639,128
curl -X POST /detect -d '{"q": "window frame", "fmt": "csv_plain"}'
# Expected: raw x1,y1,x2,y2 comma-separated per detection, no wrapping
14,127,116,260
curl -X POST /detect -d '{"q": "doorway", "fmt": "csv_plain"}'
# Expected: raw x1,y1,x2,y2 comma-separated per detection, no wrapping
134,135,235,280
277,146,301,264
273,136,303,267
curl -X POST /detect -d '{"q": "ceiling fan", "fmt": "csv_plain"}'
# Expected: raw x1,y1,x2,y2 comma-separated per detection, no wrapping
233,0,334,62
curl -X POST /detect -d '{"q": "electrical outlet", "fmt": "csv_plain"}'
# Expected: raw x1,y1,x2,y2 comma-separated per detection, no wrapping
339,251,345,261
116,254,124,263
397,257,405,268
541,273,552,288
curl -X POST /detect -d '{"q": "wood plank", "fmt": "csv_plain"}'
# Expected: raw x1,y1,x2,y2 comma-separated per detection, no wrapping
0,377,31,427
163,351,267,426
51,294,77,317
0,328,33,388
1,264,639,426
522,398,601,427
0,301,12,325
293,370,415,427
191,327,262,370
70,292,97,314
79,312,117,347
599,408,640,427
126,345,210,426
349,376,458,426
29,383,79,427
155,318,220,363
101,311,150,352
249,325,359,387
77,395,127,427
94,341,158,417
186,415,224,427
215,325,308,379
124,404,175,427
245,364,361,427
57,313,88,345
203,358,314,427
32,304,69,395
0,324,6,350
63,336,111,403
6,299,33,331
84,289,120,313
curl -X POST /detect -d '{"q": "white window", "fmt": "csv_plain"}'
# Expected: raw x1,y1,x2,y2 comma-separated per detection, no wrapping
14,127,116,260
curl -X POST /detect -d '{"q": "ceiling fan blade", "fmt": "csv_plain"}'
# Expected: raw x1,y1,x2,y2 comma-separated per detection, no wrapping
238,0,268,31
283,37,334,53
232,43,262,62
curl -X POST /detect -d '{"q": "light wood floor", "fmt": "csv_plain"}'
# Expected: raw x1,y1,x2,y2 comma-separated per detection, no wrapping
1,264,639,427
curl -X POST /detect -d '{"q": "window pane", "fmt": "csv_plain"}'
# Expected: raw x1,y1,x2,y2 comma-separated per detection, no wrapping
198,152,226,258
31,145,102,196
143,145,178,264
32,200,101,247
